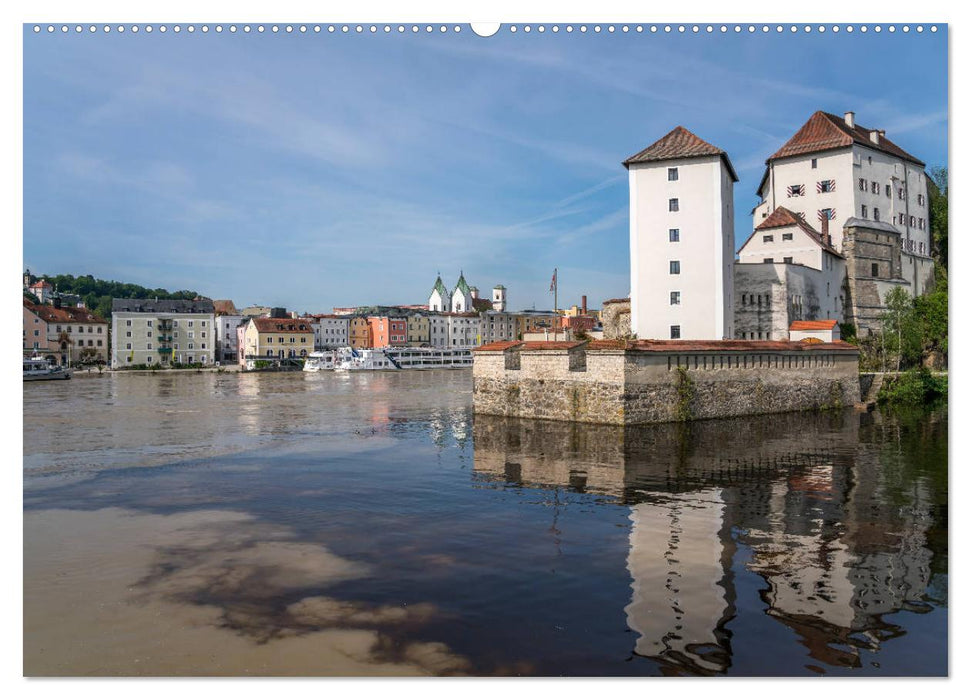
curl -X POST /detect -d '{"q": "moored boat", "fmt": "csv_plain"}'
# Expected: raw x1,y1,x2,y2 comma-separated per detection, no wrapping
23,357,72,381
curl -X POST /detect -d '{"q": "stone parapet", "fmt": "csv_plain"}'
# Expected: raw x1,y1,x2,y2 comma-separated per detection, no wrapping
473,340,860,425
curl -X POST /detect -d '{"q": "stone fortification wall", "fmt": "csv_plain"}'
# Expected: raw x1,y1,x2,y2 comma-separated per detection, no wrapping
473,340,860,426
601,298,631,339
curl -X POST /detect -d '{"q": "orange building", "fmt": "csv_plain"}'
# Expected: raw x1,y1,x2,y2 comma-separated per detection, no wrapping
367,316,407,348
349,316,372,349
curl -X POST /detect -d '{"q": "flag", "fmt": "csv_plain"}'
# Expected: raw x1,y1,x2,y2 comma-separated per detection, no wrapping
549,269,557,293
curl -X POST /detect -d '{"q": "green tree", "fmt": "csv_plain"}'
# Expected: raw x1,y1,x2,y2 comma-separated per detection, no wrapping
881,286,922,371
928,166,948,270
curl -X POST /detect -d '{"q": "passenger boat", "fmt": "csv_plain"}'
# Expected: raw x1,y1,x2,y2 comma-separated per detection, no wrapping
23,357,72,381
303,349,340,371
323,346,474,372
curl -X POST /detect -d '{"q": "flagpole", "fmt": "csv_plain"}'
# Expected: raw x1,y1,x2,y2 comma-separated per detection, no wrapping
553,267,558,341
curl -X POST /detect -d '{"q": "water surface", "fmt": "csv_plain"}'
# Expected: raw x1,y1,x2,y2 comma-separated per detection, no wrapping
24,370,947,676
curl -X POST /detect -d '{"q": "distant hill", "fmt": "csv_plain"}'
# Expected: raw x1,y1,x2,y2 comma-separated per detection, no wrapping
24,273,202,322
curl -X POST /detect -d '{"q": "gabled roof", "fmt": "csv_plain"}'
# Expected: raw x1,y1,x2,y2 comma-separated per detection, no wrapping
24,300,107,324
767,111,925,166
454,272,471,296
790,319,838,331
250,317,313,333
432,275,448,297
29,280,53,290
472,297,493,312
623,126,739,182
740,206,843,258
212,300,238,315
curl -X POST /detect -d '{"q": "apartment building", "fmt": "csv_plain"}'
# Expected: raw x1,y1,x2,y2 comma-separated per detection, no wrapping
111,299,216,368
24,299,108,365
238,316,314,367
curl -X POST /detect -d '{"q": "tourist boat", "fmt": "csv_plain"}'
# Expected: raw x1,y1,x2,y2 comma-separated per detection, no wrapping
303,349,340,371
329,346,474,372
23,356,72,381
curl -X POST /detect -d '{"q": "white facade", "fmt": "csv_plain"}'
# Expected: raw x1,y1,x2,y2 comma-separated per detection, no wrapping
450,285,473,313
312,315,350,349
754,113,930,256
427,313,450,349
111,301,216,368
446,313,481,348
628,150,735,340
215,314,244,363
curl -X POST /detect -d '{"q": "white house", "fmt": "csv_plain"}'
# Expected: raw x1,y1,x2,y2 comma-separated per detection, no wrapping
215,314,245,363
624,126,737,340
753,111,931,257
311,315,350,349
427,312,450,349
491,285,507,312
446,312,481,348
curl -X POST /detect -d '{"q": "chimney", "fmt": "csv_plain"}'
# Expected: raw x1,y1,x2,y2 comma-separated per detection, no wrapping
869,130,880,144
844,111,855,128
582,295,587,315
821,217,830,240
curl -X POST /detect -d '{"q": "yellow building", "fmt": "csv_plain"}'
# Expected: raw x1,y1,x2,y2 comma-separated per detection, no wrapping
240,317,313,367
407,315,430,346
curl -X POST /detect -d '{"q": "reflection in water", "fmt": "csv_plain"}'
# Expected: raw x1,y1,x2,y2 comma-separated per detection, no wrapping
24,372,945,676
473,410,946,675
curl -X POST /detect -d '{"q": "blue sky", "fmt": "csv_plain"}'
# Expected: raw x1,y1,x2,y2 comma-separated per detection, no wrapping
23,25,947,313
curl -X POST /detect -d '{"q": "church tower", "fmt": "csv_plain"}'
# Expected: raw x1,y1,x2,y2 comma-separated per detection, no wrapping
624,126,737,340
492,285,507,312
451,271,474,313
428,274,449,312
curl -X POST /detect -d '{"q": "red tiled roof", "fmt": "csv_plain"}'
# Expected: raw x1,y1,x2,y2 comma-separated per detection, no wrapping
586,339,857,352
768,111,925,166
24,300,107,324
623,126,738,181
29,280,53,289
521,341,586,350
475,341,524,352
212,300,238,315
790,319,839,331
740,206,843,258
250,317,313,333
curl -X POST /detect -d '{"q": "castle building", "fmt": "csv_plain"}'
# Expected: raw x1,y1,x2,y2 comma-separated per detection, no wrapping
742,111,936,336
624,126,737,341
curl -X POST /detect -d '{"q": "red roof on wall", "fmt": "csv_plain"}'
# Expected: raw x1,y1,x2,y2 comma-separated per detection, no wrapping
790,320,839,331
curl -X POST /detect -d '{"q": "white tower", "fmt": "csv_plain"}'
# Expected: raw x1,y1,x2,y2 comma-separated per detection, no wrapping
451,271,474,313
492,285,507,312
624,126,737,340
428,274,449,312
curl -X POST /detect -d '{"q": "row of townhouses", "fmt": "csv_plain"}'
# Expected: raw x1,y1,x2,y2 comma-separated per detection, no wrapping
618,109,936,343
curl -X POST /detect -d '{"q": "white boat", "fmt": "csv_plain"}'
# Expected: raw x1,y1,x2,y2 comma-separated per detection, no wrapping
23,357,72,381
303,349,340,371
335,348,397,371
384,346,473,369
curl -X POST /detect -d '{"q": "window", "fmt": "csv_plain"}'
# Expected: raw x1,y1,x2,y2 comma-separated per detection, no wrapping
97,340,102,347
146,331,153,338
783,256,793,264
910,215,916,227
146,357,153,364
763,258,774,264
871,181,879,194
33,329,38,336
668,198,679,212
267,337,273,343
819,208,834,221
125,343,132,350
899,188,905,199
201,343,206,349
201,321,207,327
668,167,679,181
762,234,774,243
188,343,194,350
861,204,868,218
818,180,835,193
859,178,866,191
811,158,818,169
670,325,681,339
147,343,153,350
874,208,880,222
126,331,131,337
787,184,804,197
188,321,194,327
886,184,892,197
919,217,925,230
670,291,681,305
669,260,680,274
872,263,879,277
782,232,793,241
146,320,153,327
669,228,680,242
918,194,925,206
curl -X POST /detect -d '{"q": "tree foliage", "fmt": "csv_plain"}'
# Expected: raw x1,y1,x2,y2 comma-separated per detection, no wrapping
32,273,201,322
929,167,948,270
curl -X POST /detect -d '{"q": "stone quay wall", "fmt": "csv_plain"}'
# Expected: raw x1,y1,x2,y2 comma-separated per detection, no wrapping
473,340,861,426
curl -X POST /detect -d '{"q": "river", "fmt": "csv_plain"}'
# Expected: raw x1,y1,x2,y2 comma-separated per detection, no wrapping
23,369,948,676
